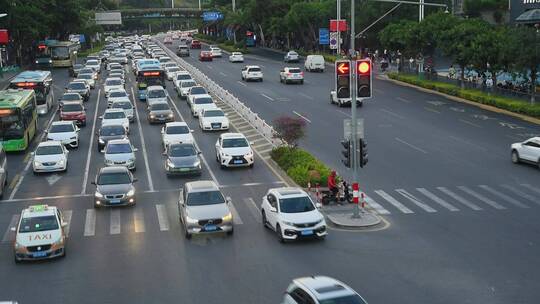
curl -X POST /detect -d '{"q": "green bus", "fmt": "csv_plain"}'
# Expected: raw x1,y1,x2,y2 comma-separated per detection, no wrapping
0,90,38,151
50,41,79,68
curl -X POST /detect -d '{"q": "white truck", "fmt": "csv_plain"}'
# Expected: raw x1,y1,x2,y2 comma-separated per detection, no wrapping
330,90,363,107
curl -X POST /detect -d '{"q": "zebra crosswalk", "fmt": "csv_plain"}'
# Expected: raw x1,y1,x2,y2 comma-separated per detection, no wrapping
364,183,540,215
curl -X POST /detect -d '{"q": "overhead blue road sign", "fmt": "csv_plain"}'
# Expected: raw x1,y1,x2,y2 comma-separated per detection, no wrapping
202,11,224,22
319,28,329,45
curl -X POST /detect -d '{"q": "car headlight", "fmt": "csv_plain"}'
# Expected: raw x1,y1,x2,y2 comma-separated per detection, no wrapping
150,114,155,119
52,238,64,247
168,113,174,118
281,220,295,226
193,160,201,168
99,138,105,144
95,191,104,198
14,242,24,250
185,215,198,224
245,150,253,157
34,161,42,166
127,189,135,197
48,60,52,63
35,60,39,64
57,159,65,166
222,212,233,222
222,153,229,157
167,159,175,168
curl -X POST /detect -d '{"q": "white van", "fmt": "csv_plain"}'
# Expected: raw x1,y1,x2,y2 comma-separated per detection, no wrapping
304,55,325,72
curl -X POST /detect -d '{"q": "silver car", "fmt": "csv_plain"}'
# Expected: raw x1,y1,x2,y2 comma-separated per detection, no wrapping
103,138,138,170
178,181,234,239
164,143,202,176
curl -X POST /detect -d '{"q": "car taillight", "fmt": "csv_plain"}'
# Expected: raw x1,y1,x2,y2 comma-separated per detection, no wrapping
287,73,292,76
300,72,304,76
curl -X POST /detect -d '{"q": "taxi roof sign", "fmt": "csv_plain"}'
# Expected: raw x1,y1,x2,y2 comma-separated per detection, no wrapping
28,205,49,212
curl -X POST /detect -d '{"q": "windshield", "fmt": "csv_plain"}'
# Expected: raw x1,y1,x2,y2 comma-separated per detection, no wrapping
177,74,192,81
62,104,83,112
104,112,126,119
86,60,99,65
249,67,261,72
18,215,58,233
166,125,189,134
169,144,196,157
186,190,225,206
97,172,131,185
279,196,315,213
204,110,224,117
61,94,80,101
289,68,301,73
190,87,206,95
194,97,213,105
51,46,69,59
78,74,92,80
9,83,46,103
151,103,170,111
181,81,196,88
106,80,122,86
50,124,74,133
106,143,132,154
148,90,166,98
222,138,248,148
69,83,86,90
100,125,125,136
80,69,94,75
319,295,367,304
168,68,180,73
112,102,132,110
36,145,63,155
109,91,127,98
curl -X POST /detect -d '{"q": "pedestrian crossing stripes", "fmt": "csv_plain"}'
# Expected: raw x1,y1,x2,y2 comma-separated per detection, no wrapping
84,209,96,237
416,188,459,212
457,186,506,210
155,204,170,231
395,189,437,213
437,187,482,211
363,195,391,215
374,190,414,214
479,185,528,209
110,210,121,235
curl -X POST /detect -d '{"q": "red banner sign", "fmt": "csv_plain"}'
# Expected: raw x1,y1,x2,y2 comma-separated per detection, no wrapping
0,29,8,45
329,20,347,32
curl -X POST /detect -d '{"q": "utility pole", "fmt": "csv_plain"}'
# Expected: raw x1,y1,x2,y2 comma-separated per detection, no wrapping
337,0,341,58
349,0,361,218
419,0,424,22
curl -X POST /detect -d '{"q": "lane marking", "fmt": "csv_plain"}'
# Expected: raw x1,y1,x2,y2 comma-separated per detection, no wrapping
457,186,506,210
131,87,155,192
459,119,482,128
374,190,414,214
228,202,244,225
395,189,437,213
219,72,227,77
110,210,121,235
63,210,73,237
260,93,274,101
134,209,145,233
479,185,528,209
437,187,482,211
206,65,213,69
258,148,273,154
416,188,459,211
84,209,96,237
299,93,314,100
81,88,101,195
22,153,31,163
293,111,312,123
156,204,170,231
396,97,411,103
2,214,19,243
501,184,540,206
220,181,285,188
2,193,92,203
244,197,262,223
520,183,540,196
363,194,391,215
424,107,440,114
380,108,405,119
395,137,428,154
253,142,273,150
236,81,247,87
8,174,20,190
337,110,352,118
448,135,488,152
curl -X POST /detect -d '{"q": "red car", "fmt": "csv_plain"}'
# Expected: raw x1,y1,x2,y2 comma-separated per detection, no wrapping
191,40,202,49
164,37,173,45
199,51,213,61
60,101,86,126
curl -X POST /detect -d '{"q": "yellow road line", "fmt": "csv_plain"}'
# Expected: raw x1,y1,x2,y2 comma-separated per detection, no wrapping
8,174,20,190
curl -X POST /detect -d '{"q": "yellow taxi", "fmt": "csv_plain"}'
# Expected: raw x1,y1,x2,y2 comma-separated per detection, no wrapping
12,205,67,263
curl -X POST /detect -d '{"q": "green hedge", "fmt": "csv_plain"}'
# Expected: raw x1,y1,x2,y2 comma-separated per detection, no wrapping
271,146,331,187
194,34,249,54
388,73,540,118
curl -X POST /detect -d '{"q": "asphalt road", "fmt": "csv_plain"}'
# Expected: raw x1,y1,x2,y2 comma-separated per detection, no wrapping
0,39,538,304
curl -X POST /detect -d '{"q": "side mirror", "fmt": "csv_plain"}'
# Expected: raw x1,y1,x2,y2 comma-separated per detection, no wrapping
133,148,139,152
190,129,194,133
30,152,35,156
61,222,68,228
226,196,232,204
91,181,96,185
316,203,322,209
98,116,103,119
269,206,277,213
133,178,138,182
10,227,16,232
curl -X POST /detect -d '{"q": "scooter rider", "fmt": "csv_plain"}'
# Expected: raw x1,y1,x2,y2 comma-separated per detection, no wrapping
328,171,338,200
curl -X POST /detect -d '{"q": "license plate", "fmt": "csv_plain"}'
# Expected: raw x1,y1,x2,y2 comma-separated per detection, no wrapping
204,225,217,231
33,251,47,258
110,199,121,204
233,160,243,164
179,168,190,172
212,124,220,129
301,230,313,236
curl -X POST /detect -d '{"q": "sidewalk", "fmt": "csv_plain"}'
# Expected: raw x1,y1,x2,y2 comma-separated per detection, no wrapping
0,67,21,89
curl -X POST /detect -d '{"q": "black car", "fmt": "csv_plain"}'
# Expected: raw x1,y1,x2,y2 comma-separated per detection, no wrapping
164,143,202,176
92,166,137,208
66,81,90,102
96,124,128,152
69,64,84,77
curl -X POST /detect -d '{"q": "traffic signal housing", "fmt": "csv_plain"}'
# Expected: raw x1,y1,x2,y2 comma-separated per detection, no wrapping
359,138,368,168
335,60,351,99
356,59,372,98
341,139,351,168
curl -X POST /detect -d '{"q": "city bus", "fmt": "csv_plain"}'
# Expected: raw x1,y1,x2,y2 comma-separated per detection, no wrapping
0,90,38,152
246,31,255,47
136,66,165,100
50,41,78,68
9,70,54,115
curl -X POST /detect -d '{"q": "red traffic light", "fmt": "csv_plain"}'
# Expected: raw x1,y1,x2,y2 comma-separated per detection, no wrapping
357,60,371,74
336,62,350,75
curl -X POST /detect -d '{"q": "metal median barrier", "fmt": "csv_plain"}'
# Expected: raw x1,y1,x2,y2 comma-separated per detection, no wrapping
156,40,283,147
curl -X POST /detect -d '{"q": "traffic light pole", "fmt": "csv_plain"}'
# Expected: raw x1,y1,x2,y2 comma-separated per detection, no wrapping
349,0,361,218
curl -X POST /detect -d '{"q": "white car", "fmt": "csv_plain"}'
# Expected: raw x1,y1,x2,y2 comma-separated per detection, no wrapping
32,141,69,173
106,89,130,107
241,65,263,82
215,133,254,168
210,47,223,58
282,276,367,304
261,187,327,242
280,67,304,84
110,100,135,122
163,62,178,70
46,121,79,148
511,137,540,169
284,51,300,63
146,85,169,106
107,62,122,71
85,59,101,72
161,122,194,150
100,108,130,132
104,78,124,97
177,80,197,99
187,86,209,105
12,204,67,263
190,94,217,118
158,56,172,68
165,66,182,80
76,73,96,88
199,108,230,131
174,72,193,92
228,52,244,63
103,138,137,170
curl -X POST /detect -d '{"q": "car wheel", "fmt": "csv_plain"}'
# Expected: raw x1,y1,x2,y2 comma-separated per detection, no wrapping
249,163,254,168
184,224,192,239
276,224,285,243
227,228,234,236
261,211,269,229
300,80,304,85
537,159,540,170
511,150,520,164
260,78,263,82
61,247,66,258
14,255,21,264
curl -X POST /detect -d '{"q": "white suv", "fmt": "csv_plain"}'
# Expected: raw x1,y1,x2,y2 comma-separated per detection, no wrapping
261,187,327,242
282,276,368,304
511,137,540,169
241,65,263,82
215,133,254,168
